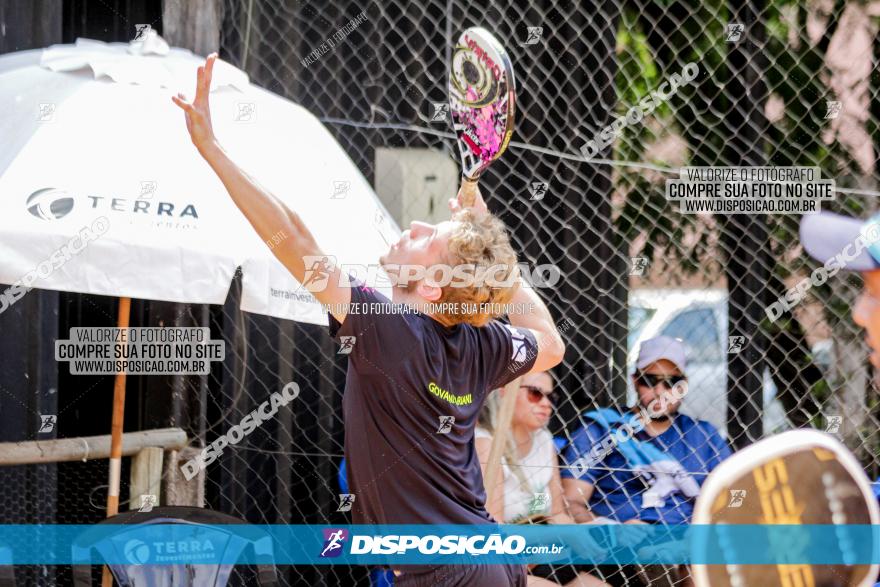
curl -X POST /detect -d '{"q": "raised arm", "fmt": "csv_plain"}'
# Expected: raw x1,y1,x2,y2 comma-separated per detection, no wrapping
172,54,351,322
507,279,565,372
450,181,565,372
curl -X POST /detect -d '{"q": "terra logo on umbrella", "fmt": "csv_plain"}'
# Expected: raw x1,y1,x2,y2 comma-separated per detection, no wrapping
26,187,75,221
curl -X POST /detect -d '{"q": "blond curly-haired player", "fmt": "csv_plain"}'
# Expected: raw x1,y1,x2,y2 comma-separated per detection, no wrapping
174,54,565,587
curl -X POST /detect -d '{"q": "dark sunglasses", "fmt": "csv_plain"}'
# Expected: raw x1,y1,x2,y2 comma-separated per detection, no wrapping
521,385,559,404
635,372,686,390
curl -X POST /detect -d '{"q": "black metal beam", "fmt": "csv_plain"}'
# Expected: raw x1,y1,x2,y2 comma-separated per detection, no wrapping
723,0,768,448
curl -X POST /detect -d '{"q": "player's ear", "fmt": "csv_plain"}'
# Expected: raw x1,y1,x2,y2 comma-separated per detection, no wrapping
415,282,442,302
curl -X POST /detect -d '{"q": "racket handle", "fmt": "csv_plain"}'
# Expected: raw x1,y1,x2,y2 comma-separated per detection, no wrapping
459,176,480,207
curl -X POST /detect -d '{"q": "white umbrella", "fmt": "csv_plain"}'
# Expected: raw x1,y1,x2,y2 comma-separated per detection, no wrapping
0,34,398,323
0,35,399,580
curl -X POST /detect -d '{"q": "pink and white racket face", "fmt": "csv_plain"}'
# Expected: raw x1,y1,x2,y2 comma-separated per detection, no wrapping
448,27,516,181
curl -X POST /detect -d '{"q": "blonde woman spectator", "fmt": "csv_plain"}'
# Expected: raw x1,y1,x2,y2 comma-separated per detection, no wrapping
477,371,609,587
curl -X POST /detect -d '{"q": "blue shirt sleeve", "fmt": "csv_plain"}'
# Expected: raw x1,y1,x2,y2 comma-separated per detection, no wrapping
698,421,733,472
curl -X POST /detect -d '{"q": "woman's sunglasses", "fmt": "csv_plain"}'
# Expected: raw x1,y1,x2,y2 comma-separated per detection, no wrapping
635,372,686,390
522,385,560,404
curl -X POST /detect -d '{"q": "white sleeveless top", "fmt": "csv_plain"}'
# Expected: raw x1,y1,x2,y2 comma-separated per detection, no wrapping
475,426,556,522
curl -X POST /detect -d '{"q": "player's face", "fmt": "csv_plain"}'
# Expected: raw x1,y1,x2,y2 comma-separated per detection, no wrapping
853,269,880,368
633,358,684,417
379,220,455,289
514,372,555,429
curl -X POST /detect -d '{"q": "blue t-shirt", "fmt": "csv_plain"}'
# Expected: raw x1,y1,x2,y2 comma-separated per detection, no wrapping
560,410,732,524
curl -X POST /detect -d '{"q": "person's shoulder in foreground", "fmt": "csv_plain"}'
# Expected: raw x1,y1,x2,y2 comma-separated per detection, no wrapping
801,211,880,367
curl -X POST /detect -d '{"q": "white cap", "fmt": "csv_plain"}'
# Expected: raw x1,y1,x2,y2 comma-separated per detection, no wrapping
636,336,687,374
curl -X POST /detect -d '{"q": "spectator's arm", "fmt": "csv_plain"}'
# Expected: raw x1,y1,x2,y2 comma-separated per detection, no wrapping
476,435,505,522
559,425,603,522
562,477,599,523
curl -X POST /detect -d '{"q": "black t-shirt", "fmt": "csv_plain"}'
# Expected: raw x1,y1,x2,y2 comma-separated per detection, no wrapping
328,278,538,526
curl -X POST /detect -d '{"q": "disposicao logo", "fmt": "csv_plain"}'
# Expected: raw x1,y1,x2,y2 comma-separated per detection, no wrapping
320,529,348,558
349,534,528,555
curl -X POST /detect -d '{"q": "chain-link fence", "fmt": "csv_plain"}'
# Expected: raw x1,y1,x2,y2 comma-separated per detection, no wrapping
210,1,880,584
2,0,880,586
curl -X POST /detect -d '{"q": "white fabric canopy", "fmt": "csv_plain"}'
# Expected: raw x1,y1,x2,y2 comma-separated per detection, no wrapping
0,36,398,325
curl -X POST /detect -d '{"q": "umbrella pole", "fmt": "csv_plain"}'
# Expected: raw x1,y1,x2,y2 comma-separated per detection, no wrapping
102,296,131,587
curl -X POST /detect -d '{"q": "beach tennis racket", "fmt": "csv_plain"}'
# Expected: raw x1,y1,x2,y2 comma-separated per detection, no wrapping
691,430,879,587
448,27,516,206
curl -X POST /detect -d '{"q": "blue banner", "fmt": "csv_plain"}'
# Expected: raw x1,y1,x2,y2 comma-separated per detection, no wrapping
0,524,875,565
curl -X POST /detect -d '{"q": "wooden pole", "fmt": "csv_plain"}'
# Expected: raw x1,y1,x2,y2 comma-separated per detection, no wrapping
484,377,522,514
103,296,131,587
0,428,185,464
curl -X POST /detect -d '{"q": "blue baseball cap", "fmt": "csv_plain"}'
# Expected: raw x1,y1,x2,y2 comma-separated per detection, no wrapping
799,211,880,272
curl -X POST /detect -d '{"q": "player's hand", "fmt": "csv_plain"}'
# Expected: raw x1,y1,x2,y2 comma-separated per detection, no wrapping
172,53,219,154
449,178,489,218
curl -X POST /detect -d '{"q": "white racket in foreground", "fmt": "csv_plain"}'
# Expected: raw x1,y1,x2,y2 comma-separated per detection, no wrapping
692,430,879,587
448,26,516,205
